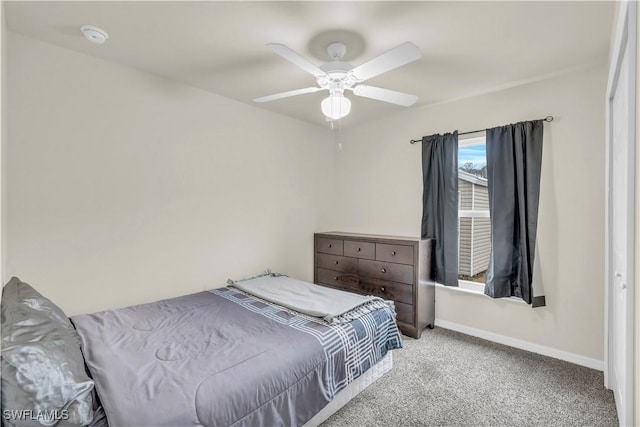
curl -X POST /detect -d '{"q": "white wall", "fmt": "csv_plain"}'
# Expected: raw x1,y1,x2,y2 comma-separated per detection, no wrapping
4,25,611,366
1,3,7,286
6,32,335,315
329,65,608,362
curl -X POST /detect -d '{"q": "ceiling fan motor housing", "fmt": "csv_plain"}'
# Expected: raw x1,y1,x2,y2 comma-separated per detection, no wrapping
327,42,347,60
318,62,356,88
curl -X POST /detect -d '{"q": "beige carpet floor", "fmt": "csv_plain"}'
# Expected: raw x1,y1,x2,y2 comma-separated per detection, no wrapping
322,328,618,426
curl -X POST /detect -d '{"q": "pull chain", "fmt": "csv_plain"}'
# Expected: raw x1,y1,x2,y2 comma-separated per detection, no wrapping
331,118,343,150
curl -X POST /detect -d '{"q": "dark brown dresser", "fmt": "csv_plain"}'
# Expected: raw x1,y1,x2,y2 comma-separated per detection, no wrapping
314,232,435,338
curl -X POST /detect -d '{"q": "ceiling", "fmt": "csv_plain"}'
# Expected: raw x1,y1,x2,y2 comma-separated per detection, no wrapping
5,1,615,129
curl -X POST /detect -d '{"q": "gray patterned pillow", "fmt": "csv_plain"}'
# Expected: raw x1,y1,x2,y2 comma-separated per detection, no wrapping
1,277,95,426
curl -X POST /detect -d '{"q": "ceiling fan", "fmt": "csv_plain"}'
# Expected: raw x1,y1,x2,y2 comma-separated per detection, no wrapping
254,41,422,121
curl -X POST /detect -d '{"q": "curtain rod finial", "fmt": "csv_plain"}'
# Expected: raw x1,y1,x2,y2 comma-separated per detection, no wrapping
544,115,554,122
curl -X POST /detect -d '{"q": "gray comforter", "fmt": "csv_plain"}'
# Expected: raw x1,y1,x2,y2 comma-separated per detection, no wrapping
72,287,402,426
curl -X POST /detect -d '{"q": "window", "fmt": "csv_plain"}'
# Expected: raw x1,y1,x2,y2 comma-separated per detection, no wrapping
458,136,491,287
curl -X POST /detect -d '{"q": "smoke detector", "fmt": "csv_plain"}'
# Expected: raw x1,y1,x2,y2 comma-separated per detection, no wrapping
80,25,108,44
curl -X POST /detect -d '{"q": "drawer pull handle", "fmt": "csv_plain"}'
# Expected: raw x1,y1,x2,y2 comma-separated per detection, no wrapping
333,276,339,281
328,244,332,248
357,248,361,252
391,251,396,256
380,286,386,292
334,261,339,265
381,268,387,273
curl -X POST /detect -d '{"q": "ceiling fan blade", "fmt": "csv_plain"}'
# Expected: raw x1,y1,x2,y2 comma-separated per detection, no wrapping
267,43,327,78
350,42,422,81
253,87,322,103
353,85,418,107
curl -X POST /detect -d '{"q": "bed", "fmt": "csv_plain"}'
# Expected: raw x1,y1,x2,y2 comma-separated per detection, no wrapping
1,274,402,427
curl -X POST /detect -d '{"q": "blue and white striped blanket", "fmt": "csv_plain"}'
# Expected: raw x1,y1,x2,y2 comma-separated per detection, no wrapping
212,285,403,398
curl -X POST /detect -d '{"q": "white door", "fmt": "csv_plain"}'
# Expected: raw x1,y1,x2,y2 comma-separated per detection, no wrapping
606,2,636,426
610,44,631,425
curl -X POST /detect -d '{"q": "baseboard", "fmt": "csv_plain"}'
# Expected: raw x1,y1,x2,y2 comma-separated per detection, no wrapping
434,319,604,371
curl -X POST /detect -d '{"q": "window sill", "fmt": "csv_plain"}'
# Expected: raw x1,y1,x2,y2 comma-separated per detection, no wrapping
436,281,526,304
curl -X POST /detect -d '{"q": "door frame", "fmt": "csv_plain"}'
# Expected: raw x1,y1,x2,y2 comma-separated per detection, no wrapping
604,1,636,426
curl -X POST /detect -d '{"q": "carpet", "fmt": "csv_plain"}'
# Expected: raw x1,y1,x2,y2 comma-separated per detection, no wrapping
321,327,618,426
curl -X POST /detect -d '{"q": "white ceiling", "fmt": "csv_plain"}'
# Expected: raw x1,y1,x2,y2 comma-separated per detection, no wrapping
5,1,615,129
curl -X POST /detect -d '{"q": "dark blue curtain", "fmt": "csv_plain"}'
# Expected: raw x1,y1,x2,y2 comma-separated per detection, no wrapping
485,120,544,305
421,132,459,286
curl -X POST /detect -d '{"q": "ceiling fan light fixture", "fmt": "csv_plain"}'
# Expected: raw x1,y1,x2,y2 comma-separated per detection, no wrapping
321,94,351,120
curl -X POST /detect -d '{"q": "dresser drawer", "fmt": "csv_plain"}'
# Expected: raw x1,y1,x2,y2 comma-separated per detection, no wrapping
316,238,343,255
316,253,358,273
358,276,414,305
375,243,414,265
359,259,414,284
395,301,414,325
343,240,375,259
314,232,435,339
316,268,360,292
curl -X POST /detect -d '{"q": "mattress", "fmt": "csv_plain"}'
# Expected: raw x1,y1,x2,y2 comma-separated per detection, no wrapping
71,286,402,426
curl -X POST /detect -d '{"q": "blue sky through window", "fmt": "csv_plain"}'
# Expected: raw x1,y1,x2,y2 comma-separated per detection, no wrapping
459,145,486,168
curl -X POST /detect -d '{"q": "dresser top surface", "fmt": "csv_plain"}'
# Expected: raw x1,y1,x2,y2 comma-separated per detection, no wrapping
315,231,425,243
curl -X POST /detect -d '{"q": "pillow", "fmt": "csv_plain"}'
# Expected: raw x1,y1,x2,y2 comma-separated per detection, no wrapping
1,277,95,426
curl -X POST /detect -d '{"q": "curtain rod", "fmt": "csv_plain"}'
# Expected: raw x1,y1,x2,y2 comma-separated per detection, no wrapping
409,115,554,144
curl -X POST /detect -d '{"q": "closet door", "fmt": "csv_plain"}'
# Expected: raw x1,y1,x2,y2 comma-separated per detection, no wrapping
605,2,636,426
